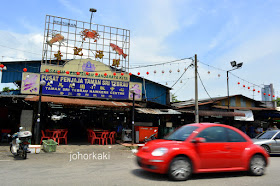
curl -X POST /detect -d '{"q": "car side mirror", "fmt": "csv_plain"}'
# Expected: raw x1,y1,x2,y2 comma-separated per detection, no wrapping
191,137,206,143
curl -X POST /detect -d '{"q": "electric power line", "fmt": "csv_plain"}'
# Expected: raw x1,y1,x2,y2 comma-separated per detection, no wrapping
197,71,214,101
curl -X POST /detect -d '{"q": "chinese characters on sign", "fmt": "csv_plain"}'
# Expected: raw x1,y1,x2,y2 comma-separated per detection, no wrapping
40,74,131,99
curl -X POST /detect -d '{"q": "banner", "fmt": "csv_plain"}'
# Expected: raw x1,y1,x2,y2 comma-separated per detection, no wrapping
40,74,141,100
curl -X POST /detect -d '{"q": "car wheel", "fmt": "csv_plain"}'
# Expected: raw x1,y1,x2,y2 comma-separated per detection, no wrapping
249,155,266,176
168,156,192,181
261,145,270,154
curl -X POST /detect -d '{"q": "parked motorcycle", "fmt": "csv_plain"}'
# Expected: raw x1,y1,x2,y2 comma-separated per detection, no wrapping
143,129,157,143
8,127,32,159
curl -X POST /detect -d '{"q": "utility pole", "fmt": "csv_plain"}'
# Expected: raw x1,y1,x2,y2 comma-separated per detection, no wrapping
195,54,199,123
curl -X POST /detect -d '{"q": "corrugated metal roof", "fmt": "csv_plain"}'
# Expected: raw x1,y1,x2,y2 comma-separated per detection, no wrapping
180,110,245,117
213,106,276,111
136,108,181,115
25,95,140,108
172,94,264,109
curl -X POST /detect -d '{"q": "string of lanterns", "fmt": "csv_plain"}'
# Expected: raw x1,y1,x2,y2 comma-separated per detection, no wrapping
22,68,130,77
198,61,279,98
237,82,275,97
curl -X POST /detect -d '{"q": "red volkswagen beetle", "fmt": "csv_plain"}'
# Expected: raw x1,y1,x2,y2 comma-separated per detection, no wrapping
136,123,269,181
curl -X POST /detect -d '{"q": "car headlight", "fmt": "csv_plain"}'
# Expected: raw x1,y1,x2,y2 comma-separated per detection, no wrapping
151,148,168,156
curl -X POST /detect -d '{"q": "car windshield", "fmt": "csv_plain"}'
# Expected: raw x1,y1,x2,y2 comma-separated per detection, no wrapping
164,125,199,141
256,130,278,139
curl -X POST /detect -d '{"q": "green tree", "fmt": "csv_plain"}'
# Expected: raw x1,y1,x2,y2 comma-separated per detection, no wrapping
171,93,180,102
275,97,280,107
2,87,18,92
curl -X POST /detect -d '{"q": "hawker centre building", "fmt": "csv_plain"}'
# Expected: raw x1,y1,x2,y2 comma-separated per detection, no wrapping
0,59,182,143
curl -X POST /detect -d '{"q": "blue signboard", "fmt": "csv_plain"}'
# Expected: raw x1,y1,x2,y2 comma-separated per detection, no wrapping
40,74,130,99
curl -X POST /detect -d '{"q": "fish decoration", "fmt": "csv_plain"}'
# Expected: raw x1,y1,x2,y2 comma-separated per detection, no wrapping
110,43,127,59
47,34,64,46
81,29,99,42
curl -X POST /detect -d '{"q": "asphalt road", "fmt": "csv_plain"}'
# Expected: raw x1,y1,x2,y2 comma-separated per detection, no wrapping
0,145,280,186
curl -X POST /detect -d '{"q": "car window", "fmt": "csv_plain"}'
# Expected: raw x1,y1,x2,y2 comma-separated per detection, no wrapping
226,128,247,142
257,130,278,139
197,126,227,142
164,125,199,141
274,132,280,139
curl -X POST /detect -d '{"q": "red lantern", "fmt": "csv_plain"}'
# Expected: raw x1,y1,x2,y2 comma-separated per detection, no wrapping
129,72,132,76
264,93,266,95
86,72,89,75
268,94,271,96
104,73,107,76
162,70,165,74
238,82,240,85
45,69,49,73
23,68,27,72
113,72,116,76
0,64,4,68
76,72,80,75
121,72,124,76
66,71,69,74
273,95,275,97
248,87,250,89
57,71,60,74
258,91,260,93
137,72,140,75
253,89,255,91
95,73,98,76
243,85,245,88
146,72,149,75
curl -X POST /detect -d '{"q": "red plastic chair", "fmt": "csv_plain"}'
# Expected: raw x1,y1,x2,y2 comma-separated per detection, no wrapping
50,131,59,143
40,130,50,144
57,131,68,145
100,132,109,145
45,129,52,137
90,131,100,145
87,129,93,143
108,131,117,144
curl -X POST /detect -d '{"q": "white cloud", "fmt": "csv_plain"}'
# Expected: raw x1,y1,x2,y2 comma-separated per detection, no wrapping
0,30,43,61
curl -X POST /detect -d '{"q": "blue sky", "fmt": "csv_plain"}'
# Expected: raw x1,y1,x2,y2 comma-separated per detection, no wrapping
1,0,280,101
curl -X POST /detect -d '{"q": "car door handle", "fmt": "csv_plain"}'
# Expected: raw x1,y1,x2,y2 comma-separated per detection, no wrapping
225,145,231,150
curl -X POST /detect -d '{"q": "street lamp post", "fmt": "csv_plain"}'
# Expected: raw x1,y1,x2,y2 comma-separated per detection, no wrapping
129,89,136,144
89,8,97,30
35,80,46,144
227,61,243,112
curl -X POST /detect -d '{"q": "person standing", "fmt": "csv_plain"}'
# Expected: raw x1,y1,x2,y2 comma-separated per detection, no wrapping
248,124,255,138
255,125,263,135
